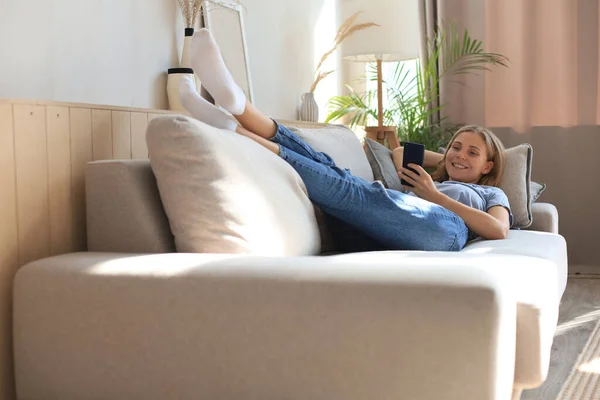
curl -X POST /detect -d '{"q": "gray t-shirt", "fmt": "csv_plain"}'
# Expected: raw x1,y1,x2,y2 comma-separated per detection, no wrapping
408,181,513,239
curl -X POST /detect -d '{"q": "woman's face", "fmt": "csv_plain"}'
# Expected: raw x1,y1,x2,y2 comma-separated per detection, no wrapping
445,131,494,184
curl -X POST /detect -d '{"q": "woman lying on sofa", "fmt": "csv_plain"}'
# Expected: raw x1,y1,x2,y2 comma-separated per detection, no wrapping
178,28,513,252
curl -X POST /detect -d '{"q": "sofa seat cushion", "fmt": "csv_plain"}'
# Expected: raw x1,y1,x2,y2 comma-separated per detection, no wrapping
461,231,567,387
462,230,567,298
336,247,561,388
147,115,320,256
15,251,550,398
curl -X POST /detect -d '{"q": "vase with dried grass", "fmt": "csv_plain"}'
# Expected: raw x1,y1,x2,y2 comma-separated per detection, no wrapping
178,0,203,68
299,12,379,122
167,0,203,110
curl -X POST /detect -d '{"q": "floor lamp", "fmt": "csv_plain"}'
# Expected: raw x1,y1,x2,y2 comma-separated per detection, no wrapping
340,0,420,149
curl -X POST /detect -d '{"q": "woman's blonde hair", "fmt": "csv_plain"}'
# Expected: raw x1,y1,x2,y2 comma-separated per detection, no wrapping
431,125,506,187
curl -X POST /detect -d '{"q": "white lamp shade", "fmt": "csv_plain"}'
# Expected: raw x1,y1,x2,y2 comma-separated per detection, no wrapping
340,0,420,62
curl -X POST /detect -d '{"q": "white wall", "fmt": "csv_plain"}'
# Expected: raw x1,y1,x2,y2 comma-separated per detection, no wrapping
0,0,180,109
240,0,340,119
0,0,340,119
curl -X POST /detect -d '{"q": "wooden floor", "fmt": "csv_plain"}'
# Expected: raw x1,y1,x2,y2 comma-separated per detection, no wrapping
523,277,600,400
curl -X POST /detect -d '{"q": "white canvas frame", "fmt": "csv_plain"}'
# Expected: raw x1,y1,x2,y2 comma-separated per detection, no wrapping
201,1,254,103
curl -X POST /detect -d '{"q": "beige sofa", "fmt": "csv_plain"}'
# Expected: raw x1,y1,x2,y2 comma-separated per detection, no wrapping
13,118,567,400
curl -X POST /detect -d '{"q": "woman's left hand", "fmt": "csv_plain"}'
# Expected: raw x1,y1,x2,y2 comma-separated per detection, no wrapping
399,164,441,203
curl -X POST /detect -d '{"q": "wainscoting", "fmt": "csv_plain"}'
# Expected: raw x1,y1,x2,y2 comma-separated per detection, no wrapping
0,98,173,400
0,98,327,399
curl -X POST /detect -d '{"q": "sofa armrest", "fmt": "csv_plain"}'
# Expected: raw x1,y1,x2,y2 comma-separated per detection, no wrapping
526,203,559,234
86,160,176,253
15,252,518,400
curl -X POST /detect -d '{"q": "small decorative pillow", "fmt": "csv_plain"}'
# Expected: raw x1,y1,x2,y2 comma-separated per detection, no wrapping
499,144,534,228
531,181,547,202
284,124,374,182
147,115,321,256
364,137,403,191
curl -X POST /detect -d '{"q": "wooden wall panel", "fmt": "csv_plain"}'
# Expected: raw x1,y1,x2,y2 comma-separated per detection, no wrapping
0,99,173,400
0,104,17,400
0,104,18,284
112,111,131,159
13,105,50,266
46,106,73,256
92,109,112,161
70,108,93,252
131,112,149,159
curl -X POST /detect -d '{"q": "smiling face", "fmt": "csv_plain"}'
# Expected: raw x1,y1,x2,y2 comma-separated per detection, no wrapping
445,131,494,184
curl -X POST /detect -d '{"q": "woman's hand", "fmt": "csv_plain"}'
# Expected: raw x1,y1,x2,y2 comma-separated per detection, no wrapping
399,164,441,204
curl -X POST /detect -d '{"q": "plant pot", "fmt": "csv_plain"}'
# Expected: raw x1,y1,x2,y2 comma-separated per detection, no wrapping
299,92,319,122
167,68,195,112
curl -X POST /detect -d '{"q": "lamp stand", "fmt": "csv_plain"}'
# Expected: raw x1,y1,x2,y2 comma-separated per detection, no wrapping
364,59,400,149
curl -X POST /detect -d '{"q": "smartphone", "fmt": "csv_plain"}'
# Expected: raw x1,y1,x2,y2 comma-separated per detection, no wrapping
401,142,425,188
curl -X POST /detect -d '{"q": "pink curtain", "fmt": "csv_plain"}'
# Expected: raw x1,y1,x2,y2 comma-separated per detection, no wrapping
484,0,579,132
432,0,599,132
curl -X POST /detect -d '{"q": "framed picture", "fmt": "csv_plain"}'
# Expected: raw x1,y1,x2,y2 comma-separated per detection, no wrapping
201,1,254,104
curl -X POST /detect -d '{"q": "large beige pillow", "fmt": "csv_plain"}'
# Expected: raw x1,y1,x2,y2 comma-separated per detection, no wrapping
147,115,320,256
284,124,374,181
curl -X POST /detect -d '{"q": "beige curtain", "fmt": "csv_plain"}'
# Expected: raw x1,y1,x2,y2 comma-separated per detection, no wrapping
484,0,579,132
420,0,599,132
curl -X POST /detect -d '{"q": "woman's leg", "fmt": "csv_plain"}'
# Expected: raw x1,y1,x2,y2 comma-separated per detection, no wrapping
178,83,467,251
235,125,281,155
190,28,339,165
187,29,468,251
190,28,277,139
278,147,469,252
177,87,327,161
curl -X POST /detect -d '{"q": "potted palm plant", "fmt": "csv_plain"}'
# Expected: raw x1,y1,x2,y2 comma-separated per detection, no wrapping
325,22,509,151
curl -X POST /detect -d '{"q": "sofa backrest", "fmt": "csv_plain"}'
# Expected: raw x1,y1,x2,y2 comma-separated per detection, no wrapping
86,160,176,253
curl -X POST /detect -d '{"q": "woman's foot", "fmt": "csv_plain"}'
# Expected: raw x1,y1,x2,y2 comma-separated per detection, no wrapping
191,28,246,116
179,74,238,131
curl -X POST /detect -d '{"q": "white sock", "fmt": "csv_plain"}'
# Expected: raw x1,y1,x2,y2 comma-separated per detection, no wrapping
179,74,238,131
191,28,247,115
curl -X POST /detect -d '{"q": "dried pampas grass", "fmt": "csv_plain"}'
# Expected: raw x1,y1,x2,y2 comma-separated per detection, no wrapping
177,0,203,28
177,0,245,28
310,70,335,94
310,11,379,93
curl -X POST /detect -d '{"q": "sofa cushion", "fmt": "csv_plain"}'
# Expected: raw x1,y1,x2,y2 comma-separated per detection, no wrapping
86,160,176,253
461,230,567,386
332,247,561,387
531,181,546,203
146,115,320,256
284,124,374,182
499,144,534,229
462,230,567,298
364,137,403,191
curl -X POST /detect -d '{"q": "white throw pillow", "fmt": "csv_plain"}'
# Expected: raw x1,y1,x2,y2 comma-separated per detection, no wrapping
284,124,374,182
147,115,321,256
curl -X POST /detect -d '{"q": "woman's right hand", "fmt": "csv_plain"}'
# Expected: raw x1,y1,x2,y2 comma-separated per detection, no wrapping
399,164,441,204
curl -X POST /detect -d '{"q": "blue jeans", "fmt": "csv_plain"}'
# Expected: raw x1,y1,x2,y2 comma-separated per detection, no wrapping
271,122,469,251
